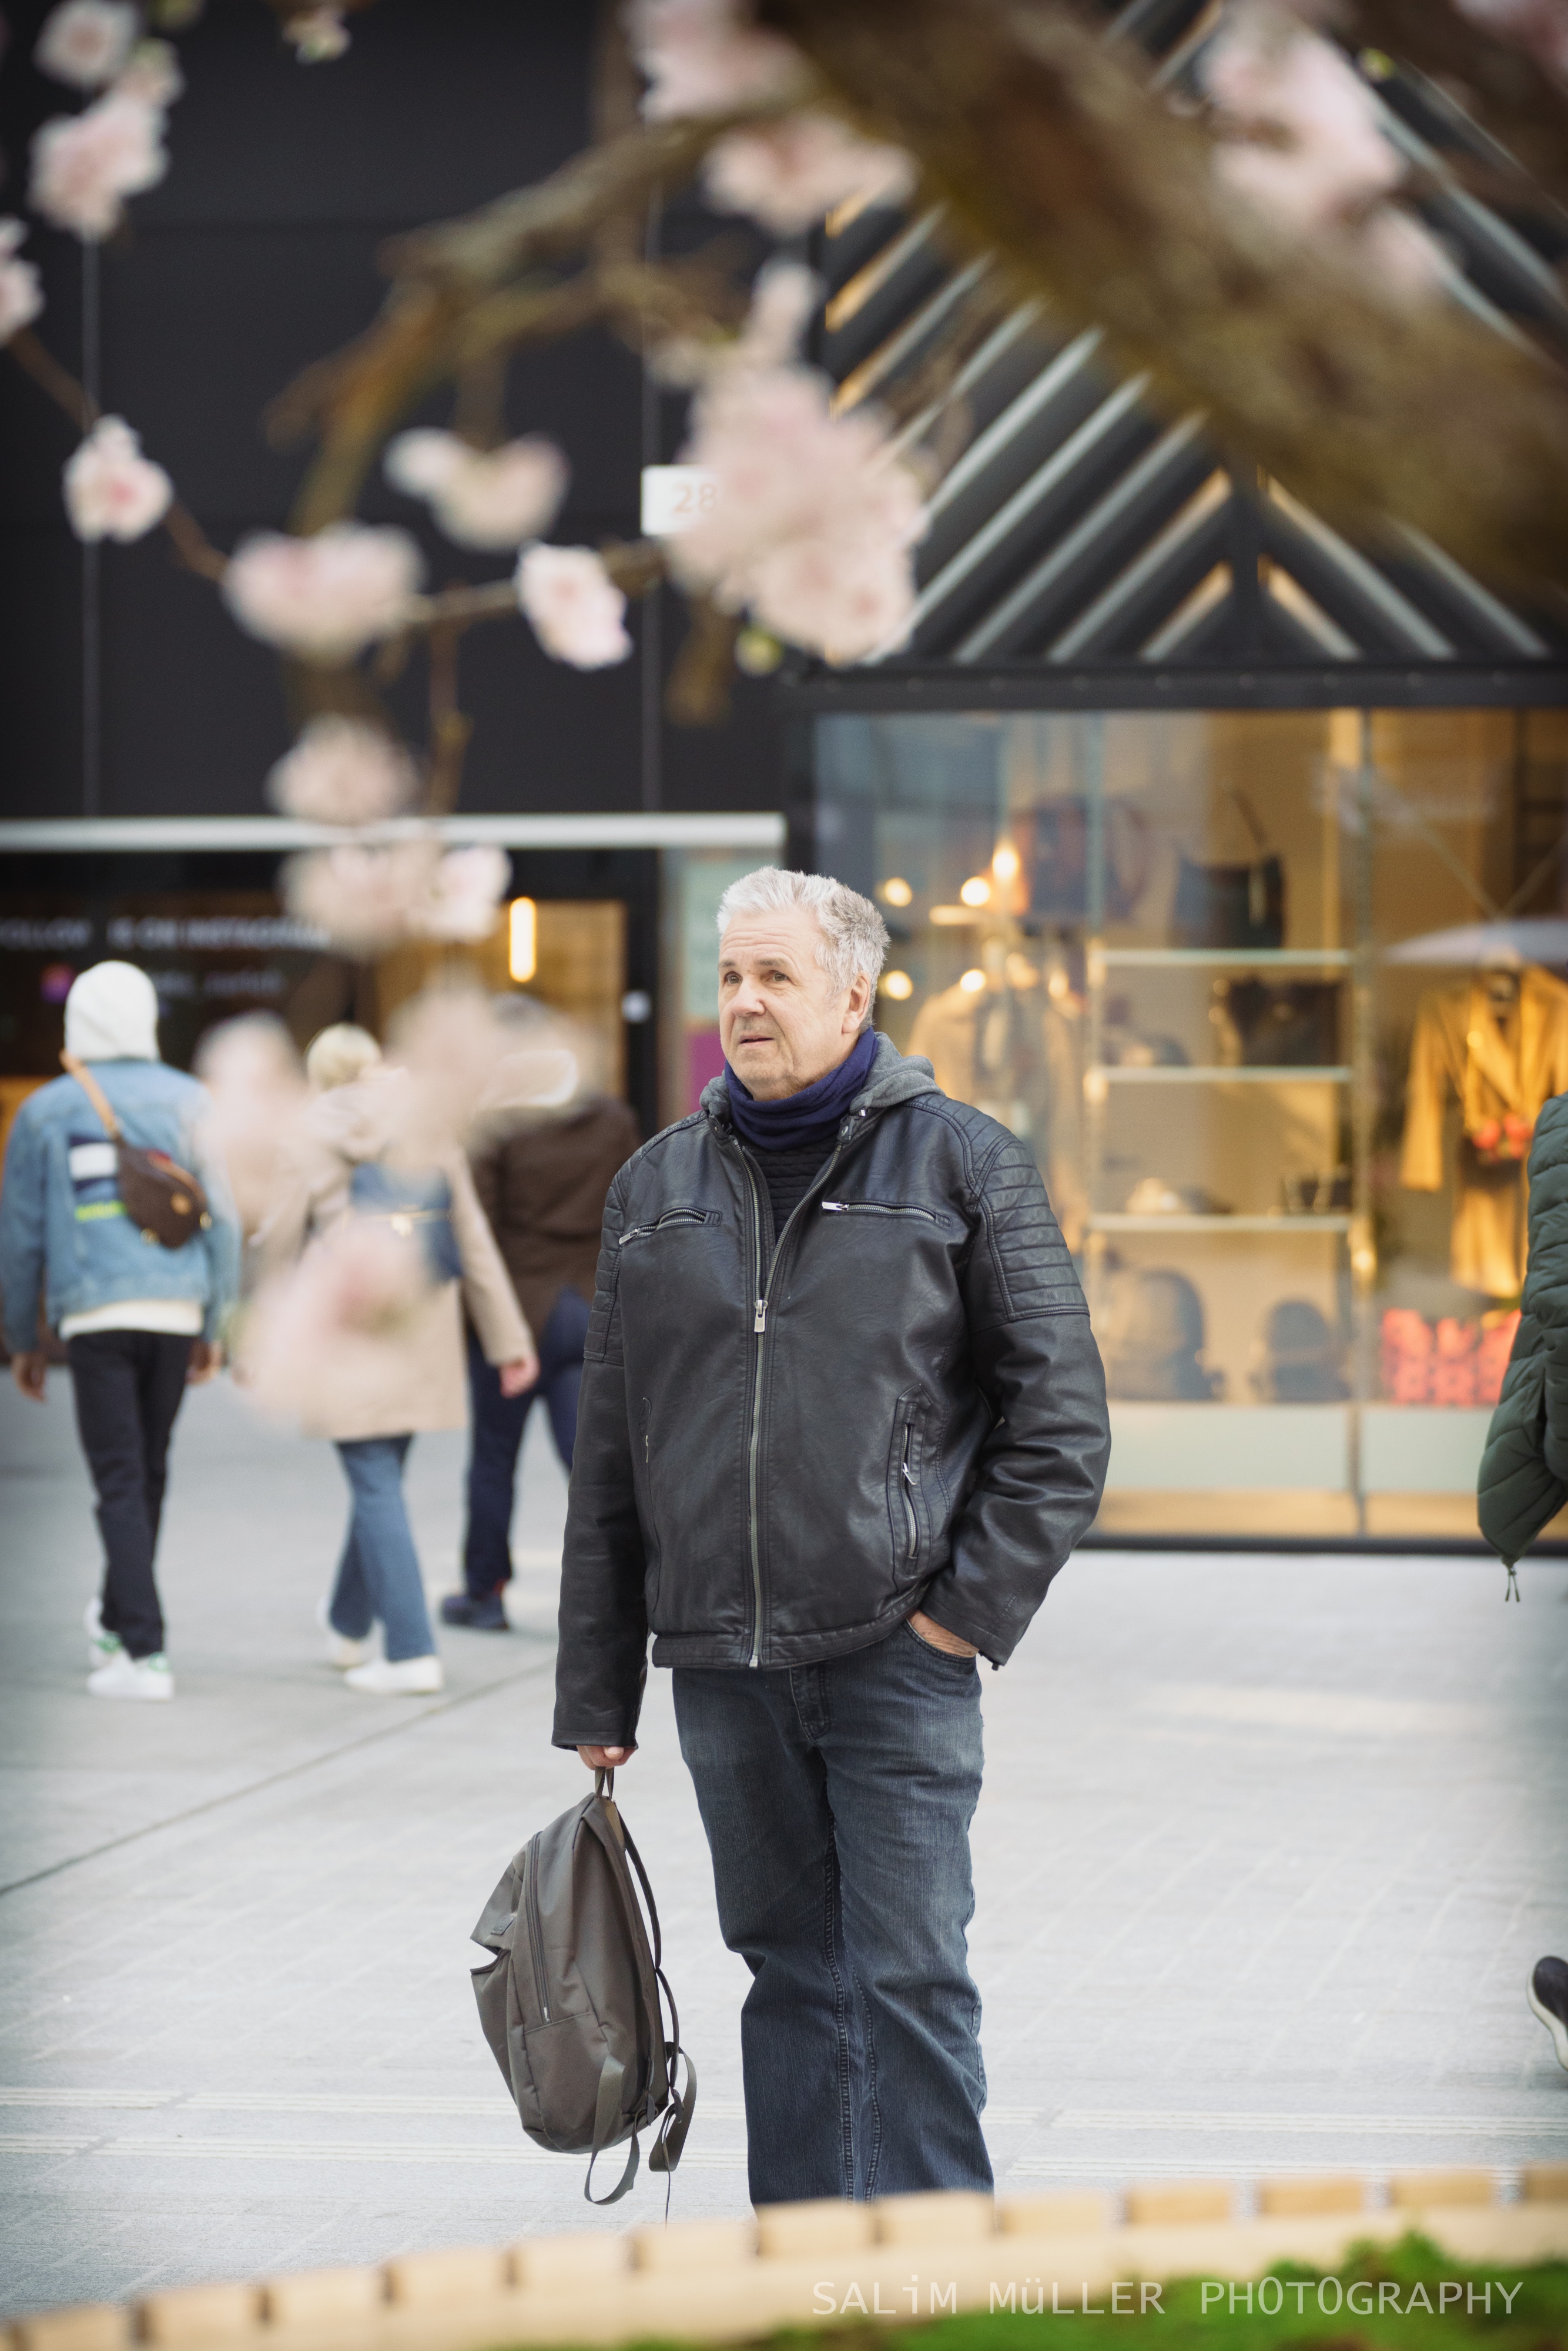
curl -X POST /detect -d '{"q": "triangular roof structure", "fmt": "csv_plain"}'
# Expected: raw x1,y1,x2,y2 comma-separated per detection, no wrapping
802,0,1567,696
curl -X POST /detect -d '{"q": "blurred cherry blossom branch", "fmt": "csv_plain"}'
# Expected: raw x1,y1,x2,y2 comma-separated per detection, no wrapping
1346,0,1568,209
6,323,228,578
758,0,1568,590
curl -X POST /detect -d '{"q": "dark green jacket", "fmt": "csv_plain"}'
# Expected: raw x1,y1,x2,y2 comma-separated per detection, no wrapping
1477,1091,1568,1564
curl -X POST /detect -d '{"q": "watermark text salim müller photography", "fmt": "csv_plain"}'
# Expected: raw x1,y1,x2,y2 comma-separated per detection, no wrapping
809,2273,1526,2319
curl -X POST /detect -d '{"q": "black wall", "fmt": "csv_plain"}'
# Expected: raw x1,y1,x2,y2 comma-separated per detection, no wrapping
0,0,779,822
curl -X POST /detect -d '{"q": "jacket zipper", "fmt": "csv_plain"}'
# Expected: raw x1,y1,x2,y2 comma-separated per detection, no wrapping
822,1200,937,1220
900,1421,919,1558
524,1843,551,2021
738,1131,854,1667
618,1209,706,1247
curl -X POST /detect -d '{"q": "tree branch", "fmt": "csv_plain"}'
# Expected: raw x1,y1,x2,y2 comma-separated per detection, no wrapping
7,329,228,581
1348,0,1568,215
380,115,749,289
757,0,1568,591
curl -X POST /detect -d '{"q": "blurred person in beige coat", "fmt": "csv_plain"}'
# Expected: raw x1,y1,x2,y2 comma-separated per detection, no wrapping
254,1024,536,1695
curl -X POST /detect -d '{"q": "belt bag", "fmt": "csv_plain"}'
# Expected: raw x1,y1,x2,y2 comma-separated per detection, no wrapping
61,1052,211,1250
349,1160,463,1284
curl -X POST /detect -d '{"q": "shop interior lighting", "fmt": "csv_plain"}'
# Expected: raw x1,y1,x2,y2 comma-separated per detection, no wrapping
991,842,1021,885
959,875,992,906
880,878,913,907
880,969,914,1000
929,905,976,925
959,967,987,993
508,897,538,983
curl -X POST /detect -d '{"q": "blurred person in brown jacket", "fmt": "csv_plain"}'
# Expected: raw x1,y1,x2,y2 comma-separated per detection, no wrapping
253,1023,536,1690
443,1000,639,1631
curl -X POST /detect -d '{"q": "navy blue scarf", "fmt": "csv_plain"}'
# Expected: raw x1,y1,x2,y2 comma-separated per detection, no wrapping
725,1027,877,1152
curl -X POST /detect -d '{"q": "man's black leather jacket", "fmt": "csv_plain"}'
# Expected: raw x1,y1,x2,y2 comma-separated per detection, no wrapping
552,1036,1110,1749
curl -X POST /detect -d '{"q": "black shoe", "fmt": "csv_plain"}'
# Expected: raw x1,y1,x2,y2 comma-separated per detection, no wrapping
440,1592,509,1631
1529,1957,1568,2072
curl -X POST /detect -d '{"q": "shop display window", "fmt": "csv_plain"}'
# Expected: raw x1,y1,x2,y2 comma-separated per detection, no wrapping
813,706,1568,1542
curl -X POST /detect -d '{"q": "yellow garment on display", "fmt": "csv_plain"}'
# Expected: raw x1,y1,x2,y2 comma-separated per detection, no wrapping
1399,964,1568,1297
909,976,1085,1247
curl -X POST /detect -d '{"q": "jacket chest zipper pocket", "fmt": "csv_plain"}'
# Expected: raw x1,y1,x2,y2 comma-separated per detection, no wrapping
524,1846,551,2022
618,1209,709,1247
822,1201,939,1221
900,1423,919,1558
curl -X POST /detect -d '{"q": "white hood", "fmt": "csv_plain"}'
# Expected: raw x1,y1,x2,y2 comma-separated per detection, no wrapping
64,962,160,1062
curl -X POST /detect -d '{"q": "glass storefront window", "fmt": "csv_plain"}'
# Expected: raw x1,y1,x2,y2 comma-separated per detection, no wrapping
815,706,1568,1543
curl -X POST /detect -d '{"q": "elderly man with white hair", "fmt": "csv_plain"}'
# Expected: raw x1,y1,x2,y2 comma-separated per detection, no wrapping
554,867,1108,2206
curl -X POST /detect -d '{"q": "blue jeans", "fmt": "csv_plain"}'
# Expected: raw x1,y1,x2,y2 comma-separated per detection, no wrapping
673,1621,991,2206
330,1436,435,1663
462,1287,589,1599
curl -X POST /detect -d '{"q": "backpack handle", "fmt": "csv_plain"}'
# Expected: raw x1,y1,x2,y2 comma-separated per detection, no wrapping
593,1766,615,1800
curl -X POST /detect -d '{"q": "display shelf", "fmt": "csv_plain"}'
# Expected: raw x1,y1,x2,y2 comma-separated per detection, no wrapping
1091,1063,1352,1084
1088,1213,1352,1234
1095,947,1352,969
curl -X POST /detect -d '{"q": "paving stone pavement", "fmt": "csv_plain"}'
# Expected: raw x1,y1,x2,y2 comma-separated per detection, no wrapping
2,1371,1567,2318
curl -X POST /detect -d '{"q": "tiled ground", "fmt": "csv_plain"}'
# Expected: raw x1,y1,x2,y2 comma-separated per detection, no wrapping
2,1373,1567,2317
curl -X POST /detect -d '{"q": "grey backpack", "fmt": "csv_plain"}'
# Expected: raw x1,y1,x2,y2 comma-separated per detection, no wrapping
470,1770,695,2204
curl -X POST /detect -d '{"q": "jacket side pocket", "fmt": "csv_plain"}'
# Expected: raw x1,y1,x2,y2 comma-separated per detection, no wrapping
886,1391,932,1579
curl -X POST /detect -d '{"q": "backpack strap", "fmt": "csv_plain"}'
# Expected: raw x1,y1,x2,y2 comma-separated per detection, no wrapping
61,1051,122,1142
648,2037,696,2177
582,2055,640,2206
619,1819,697,2179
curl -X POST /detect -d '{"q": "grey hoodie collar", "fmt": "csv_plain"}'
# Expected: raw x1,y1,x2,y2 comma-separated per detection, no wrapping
701,1030,938,1132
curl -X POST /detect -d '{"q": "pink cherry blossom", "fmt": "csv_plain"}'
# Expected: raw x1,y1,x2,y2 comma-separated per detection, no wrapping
193,1014,309,1237
266,716,417,828
663,300,925,663
285,8,351,62
384,430,569,550
222,523,424,663
628,0,800,119
30,91,167,239
113,39,184,109
515,545,633,669
1453,0,1568,77
737,259,820,369
242,1220,431,1427
704,110,915,233
63,416,173,542
283,838,441,952
34,0,138,90
1202,5,1446,290
0,220,43,345
413,845,511,943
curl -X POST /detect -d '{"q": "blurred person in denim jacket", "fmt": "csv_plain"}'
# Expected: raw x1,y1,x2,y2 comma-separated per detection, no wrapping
0,962,240,1702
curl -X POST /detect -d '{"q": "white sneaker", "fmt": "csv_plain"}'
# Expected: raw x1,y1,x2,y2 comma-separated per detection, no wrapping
84,1596,123,1669
342,1655,444,1696
87,1650,175,1702
316,1595,373,1670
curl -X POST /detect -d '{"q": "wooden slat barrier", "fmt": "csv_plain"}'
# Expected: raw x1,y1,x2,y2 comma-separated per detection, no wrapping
10,2171,1568,2351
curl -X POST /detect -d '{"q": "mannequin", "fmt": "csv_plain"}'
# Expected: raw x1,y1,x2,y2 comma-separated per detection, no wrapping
909,935,1086,1246
1400,958,1568,1296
